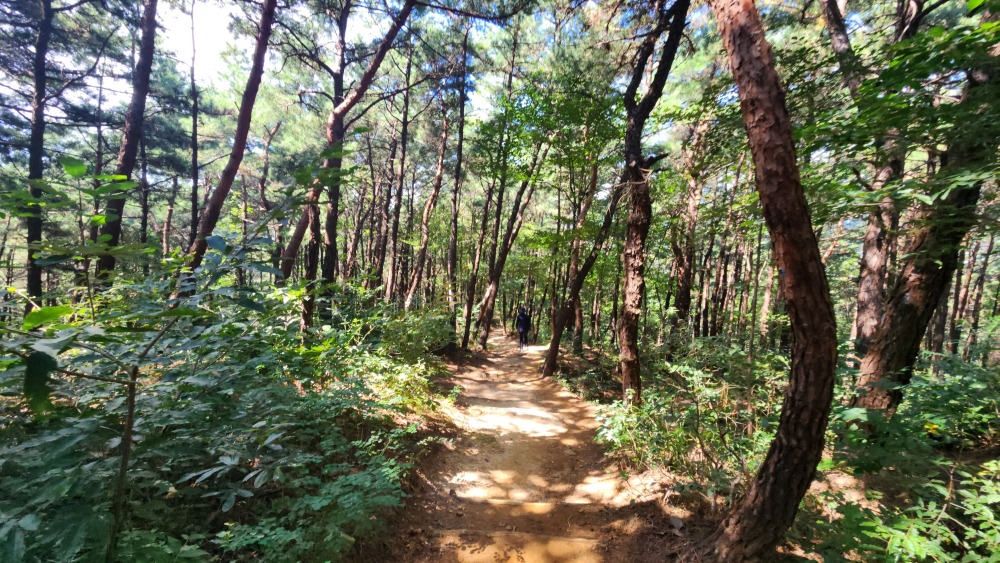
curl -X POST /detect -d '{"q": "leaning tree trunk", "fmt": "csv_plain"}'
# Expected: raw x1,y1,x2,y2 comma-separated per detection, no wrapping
850,12,996,414
182,0,277,272
700,0,838,560
475,142,549,350
278,0,416,282
821,0,922,360
542,182,621,377
96,0,159,278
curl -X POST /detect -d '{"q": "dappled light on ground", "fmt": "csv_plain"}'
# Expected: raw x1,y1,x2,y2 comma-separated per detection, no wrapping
393,334,682,562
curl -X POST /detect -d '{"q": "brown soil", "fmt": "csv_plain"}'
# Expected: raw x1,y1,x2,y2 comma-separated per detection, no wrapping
382,333,698,562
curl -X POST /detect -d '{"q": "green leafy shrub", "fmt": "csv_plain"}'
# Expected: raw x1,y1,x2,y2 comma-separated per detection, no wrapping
0,257,444,561
595,339,787,497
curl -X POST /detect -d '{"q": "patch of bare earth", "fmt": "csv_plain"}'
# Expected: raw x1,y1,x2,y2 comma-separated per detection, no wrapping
381,333,698,562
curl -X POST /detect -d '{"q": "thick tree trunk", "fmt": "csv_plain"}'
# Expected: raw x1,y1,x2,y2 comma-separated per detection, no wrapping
822,0,921,360
851,19,995,413
183,0,277,272
96,0,159,278
25,0,54,310
702,1,838,560
852,187,982,412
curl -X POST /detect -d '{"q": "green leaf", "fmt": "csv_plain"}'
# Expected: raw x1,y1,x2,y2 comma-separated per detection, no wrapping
58,156,87,178
23,305,74,330
17,514,40,532
34,255,72,267
205,236,227,254
969,0,986,12
23,351,57,413
235,296,266,313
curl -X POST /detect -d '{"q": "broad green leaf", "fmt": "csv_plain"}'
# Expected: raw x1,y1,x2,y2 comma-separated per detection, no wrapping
236,296,266,313
58,156,87,178
33,255,71,267
23,305,74,330
969,0,986,11
23,351,57,413
17,515,40,532
205,236,227,253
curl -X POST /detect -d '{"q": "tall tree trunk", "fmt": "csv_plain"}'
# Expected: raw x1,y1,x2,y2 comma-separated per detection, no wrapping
964,234,994,360
96,0,159,278
476,142,550,349
822,0,922,359
671,120,709,331
542,174,622,377
386,51,413,303
616,0,691,404
183,0,277,272
462,182,495,349
448,25,470,333
405,114,449,310
278,0,416,281
368,138,398,289
25,0,54,311
189,0,199,248
701,1,838,559
953,241,979,354
851,19,996,413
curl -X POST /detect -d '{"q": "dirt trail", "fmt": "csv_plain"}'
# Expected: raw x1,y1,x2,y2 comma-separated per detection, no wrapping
394,333,675,562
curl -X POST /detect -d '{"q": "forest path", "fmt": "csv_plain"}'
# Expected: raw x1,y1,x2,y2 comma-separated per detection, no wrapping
393,332,671,562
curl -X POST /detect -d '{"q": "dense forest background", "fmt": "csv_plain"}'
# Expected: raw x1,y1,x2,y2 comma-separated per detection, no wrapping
0,0,998,560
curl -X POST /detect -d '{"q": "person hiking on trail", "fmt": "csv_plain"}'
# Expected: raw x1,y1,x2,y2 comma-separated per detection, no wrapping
515,306,531,351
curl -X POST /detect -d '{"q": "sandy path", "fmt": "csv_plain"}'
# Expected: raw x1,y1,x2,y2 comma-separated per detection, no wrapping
394,333,668,562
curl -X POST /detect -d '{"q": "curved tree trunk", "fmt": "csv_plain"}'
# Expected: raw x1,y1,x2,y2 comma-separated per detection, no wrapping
701,0,838,559
850,10,996,414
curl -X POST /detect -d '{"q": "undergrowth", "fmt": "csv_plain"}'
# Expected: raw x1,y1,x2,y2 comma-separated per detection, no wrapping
588,333,1000,561
0,263,451,561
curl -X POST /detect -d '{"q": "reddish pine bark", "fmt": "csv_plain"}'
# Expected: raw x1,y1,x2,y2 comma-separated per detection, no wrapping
701,0,838,559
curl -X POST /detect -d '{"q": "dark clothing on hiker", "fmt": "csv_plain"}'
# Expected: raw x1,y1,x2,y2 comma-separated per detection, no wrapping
516,309,531,349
